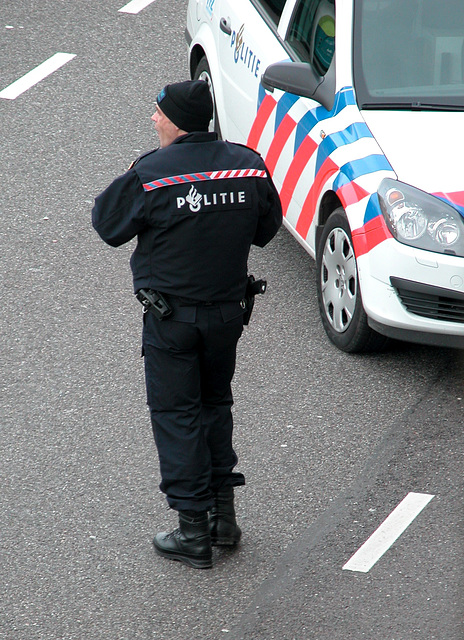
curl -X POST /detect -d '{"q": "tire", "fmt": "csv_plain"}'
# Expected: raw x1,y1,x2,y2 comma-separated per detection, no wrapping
193,57,222,137
316,207,388,353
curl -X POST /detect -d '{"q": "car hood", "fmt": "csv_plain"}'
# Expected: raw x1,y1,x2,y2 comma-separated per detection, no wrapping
361,110,464,214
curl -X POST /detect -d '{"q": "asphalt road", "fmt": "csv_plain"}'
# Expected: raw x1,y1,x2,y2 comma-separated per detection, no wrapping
1,2,463,639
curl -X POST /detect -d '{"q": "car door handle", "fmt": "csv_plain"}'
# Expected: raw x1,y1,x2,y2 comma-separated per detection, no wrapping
220,17,232,35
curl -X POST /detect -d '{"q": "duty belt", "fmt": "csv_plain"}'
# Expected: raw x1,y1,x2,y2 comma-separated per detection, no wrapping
168,295,222,307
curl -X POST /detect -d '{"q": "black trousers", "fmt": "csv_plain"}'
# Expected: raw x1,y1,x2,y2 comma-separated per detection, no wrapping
143,303,245,512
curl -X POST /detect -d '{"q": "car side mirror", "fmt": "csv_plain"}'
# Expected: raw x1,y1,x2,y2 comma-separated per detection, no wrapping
261,61,335,111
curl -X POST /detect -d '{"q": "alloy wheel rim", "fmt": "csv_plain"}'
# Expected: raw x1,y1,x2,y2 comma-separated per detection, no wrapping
197,70,217,133
321,227,358,333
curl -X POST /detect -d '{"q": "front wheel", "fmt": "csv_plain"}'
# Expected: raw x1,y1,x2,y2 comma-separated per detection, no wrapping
193,56,222,137
316,208,388,353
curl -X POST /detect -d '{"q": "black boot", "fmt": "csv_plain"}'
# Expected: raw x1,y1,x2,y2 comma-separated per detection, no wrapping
209,487,242,546
153,511,212,569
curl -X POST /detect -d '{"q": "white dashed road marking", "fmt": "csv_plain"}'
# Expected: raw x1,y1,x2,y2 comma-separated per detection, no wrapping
342,492,435,573
118,0,157,14
0,52,76,100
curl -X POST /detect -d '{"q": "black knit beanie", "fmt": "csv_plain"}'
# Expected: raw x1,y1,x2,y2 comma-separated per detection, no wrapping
156,80,213,132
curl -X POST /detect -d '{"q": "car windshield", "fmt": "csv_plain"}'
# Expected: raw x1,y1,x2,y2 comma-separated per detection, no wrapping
353,0,464,110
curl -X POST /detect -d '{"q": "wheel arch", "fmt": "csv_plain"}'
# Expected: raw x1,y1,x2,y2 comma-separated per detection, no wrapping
189,44,207,79
315,190,343,255
188,32,226,135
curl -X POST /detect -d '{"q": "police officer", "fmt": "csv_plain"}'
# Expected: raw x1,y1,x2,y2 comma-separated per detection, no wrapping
92,80,282,569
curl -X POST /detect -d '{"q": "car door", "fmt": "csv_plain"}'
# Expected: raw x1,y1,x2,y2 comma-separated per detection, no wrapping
216,0,291,141
252,0,337,254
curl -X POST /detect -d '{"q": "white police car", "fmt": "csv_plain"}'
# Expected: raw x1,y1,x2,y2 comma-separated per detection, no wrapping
186,0,464,352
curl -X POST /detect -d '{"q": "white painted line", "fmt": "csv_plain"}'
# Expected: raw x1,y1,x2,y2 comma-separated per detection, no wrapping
118,0,156,14
0,53,76,100
342,492,435,573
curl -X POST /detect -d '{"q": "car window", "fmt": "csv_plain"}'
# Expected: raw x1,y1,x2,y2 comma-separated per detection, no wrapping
286,0,335,75
253,0,286,25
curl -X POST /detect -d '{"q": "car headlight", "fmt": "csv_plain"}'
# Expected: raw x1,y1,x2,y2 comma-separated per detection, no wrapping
378,178,464,257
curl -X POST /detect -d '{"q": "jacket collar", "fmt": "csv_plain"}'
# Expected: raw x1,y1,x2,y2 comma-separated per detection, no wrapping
171,131,218,145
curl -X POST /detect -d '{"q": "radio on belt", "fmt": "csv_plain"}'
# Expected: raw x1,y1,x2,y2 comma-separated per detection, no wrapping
136,289,172,320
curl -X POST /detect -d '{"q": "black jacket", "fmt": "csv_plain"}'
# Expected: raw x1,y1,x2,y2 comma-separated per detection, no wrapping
92,132,282,301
